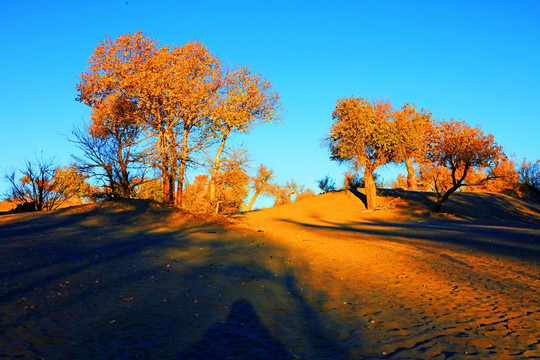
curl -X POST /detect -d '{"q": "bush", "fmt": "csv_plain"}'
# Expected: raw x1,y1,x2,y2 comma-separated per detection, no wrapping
520,160,540,193
317,176,336,193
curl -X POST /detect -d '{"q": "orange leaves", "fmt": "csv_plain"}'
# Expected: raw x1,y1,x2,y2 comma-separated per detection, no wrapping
77,30,156,110
211,66,281,135
77,32,281,207
393,103,433,162
329,96,401,208
329,97,396,169
425,119,504,211
427,120,502,172
329,98,433,172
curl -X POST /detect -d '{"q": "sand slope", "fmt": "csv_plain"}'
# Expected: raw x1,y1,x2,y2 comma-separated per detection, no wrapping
1,193,539,359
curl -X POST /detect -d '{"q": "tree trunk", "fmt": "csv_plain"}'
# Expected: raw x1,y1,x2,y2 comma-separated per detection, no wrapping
161,151,171,204
433,184,459,212
175,129,190,208
405,157,417,191
432,166,470,212
168,171,175,204
117,137,133,198
364,167,377,209
245,190,261,211
208,132,229,203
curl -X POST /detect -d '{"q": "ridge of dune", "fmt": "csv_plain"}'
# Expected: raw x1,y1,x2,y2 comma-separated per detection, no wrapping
242,189,540,228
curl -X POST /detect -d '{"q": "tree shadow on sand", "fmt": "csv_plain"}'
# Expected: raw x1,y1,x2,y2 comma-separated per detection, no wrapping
276,217,540,262
0,200,353,359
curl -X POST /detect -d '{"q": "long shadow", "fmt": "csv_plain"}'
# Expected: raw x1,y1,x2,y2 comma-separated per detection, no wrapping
377,189,540,224
0,200,193,302
276,217,540,262
0,200,354,359
436,191,540,223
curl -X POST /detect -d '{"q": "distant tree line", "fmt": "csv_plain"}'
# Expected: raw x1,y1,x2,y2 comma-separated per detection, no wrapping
326,96,538,212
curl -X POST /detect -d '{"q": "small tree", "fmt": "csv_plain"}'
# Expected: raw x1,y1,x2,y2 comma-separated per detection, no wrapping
328,97,397,209
245,164,275,211
134,177,163,201
183,175,210,212
5,157,88,211
70,122,147,199
519,159,540,194
390,174,409,190
273,180,303,206
317,175,336,193
427,119,503,212
211,149,250,214
343,171,365,189
53,166,92,204
295,188,316,202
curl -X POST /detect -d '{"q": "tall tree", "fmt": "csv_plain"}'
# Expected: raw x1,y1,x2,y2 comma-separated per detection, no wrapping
328,97,397,209
207,66,280,203
77,32,222,206
77,32,280,208
427,119,503,212
76,31,162,197
134,42,221,207
393,103,432,190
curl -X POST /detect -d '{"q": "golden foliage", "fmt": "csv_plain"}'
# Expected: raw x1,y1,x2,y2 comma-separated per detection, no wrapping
328,97,395,208
329,97,395,170
393,103,433,162
211,66,281,135
295,188,316,202
427,119,503,211
184,150,250,214
134,178,163,201
272,180,309,206
212,150,250,214
77,31,280,207
390,174,409,190
183,175,210,212
7,161,90,211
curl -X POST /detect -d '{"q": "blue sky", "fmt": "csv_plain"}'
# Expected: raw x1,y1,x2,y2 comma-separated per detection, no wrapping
1,0,539,207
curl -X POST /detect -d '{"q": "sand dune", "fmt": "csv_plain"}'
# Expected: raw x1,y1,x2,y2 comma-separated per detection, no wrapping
0,192,539,359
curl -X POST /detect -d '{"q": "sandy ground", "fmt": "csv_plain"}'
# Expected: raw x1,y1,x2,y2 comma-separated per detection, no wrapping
0,191,539,359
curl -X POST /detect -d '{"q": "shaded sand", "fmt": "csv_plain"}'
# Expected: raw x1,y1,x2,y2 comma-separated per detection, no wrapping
1,193,539,359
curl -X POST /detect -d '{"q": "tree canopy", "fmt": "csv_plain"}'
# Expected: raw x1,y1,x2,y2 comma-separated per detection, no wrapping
328,97,397,209
427,119,503,211
76,31,280,209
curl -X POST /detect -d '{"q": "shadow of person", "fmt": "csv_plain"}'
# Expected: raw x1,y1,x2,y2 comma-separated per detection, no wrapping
179,299,291,360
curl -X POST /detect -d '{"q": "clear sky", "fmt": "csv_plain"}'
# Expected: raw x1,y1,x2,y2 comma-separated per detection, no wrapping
1,0,539,207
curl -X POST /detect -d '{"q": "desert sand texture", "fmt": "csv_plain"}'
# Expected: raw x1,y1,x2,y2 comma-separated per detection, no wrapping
0,190,539,359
